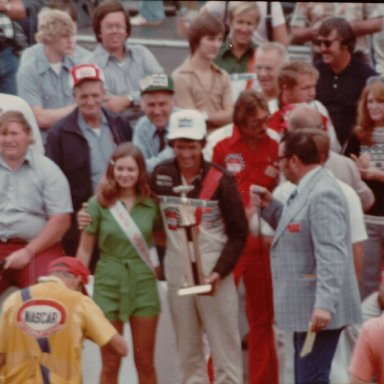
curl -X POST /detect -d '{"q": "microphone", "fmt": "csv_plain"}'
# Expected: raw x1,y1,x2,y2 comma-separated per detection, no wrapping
249,185,267,236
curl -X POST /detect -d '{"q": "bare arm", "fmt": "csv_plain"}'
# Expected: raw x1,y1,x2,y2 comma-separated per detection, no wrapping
32,104,77,131
290,26,318,45
102,95,132,114
206,106,233,128
350,18,383,37
352,242,363,281
0,0,26,19
5,213,71,270
105,333,128,357
0,353,5,368
76,231,96,268
273,24,289,47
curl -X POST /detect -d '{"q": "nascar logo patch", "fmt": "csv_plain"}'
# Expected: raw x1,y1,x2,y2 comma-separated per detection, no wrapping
17,299,67,338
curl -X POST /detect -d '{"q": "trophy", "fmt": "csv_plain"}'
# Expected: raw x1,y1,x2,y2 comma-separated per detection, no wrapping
173,185,212,296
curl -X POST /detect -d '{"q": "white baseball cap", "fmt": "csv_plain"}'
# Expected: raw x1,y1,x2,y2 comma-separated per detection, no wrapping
167,109,207,141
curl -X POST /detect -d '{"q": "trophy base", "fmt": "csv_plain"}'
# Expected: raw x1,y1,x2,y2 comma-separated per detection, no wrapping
178,284,212,296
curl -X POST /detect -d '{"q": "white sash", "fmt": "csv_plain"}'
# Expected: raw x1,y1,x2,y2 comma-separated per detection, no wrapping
109,200,158,271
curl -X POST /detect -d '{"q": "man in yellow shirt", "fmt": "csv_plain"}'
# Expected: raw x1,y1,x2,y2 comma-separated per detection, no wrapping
0,256,127,383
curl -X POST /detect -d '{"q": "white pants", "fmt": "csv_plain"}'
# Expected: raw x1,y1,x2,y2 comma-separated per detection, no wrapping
167,274,243,384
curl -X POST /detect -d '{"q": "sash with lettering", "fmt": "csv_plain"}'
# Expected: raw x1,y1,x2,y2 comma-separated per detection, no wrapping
109,200,156,272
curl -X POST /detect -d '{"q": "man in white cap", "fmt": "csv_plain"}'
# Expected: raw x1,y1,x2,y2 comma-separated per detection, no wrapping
46,63,132,258
0,256,127,383
150,109,248,384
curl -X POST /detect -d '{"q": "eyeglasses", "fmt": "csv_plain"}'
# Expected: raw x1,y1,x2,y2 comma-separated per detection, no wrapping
272,155,291,167
102,24,127,33
313,38,340,48
366,75,384,86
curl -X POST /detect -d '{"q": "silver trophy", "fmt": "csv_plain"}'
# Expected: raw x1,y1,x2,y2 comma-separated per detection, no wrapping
173,185,212,296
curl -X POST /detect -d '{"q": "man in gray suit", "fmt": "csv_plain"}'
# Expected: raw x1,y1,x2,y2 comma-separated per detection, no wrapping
255,130,362,384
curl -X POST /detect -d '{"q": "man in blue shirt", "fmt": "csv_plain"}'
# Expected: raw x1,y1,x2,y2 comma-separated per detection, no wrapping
133,73,176,173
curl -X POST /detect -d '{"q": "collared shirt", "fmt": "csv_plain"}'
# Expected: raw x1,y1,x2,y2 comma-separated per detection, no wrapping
214,39,257,75
17,44,81,110
315,56,376,146
90,42,163,104
212,126,279,206
0,276,117,384
78,112,116,191
214,39,260,102
0,149,73,241
133,111,176,173
172,57,232,117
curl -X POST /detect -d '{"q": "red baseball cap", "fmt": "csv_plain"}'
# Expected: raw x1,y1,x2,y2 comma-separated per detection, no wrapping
49,257,90,285
69,63,105,88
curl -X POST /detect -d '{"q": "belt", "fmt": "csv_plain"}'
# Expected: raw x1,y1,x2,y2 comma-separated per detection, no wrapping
0,237,27,244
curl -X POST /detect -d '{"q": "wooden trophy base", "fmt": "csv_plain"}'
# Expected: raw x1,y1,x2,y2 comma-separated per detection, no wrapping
178,284,212,296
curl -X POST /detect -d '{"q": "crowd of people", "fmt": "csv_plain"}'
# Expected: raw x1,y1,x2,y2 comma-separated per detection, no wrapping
0,1,384,384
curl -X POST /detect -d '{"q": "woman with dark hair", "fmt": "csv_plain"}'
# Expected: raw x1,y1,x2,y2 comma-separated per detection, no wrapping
344,80,384,300
76,142,162,384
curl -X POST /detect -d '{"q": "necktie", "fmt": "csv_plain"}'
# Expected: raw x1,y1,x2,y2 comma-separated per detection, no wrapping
286,188,298,207
157,130,166,152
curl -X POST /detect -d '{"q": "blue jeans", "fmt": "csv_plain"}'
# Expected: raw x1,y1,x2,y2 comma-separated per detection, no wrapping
139,0,165,21
294,328,343,384
0,47,19,95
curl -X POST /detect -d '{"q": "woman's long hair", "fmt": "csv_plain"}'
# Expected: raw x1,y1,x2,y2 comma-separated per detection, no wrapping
96,143,151,207
355,81,384,145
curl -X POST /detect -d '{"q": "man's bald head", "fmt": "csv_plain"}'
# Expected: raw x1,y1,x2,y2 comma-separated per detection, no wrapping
287,105,324,132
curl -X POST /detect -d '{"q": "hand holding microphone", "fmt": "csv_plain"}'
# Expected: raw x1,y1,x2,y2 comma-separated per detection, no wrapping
249,184,272,209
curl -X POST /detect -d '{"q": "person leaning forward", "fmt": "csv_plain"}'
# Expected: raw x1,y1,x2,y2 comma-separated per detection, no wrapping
0,256,127,383
0,111,72,293
253,130,362,384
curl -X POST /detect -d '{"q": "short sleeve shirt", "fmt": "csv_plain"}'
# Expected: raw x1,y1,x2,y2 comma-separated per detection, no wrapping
90,42,163,104
0,149,73,241
85,196,162,272
0,277,117,384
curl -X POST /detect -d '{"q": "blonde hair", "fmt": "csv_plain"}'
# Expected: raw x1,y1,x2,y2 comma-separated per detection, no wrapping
35,8,76,44
229,1,260,25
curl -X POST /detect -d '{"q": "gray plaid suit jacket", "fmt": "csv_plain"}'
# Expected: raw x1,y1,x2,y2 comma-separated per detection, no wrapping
262,167,362,332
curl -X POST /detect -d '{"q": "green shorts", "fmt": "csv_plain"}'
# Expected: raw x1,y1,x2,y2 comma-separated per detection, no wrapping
93,258,161,322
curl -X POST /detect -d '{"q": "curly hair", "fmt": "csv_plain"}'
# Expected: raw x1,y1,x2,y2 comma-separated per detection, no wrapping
354,81,384,145
35,8,76,44
96,143,151,207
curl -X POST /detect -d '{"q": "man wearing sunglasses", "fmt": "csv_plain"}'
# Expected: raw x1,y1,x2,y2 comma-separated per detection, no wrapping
314,17,377,148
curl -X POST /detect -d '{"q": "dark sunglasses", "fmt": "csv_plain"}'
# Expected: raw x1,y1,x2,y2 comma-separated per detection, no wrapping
313,38,340,48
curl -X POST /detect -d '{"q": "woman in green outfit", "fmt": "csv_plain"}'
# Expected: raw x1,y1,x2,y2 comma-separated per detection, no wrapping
77,143,163,384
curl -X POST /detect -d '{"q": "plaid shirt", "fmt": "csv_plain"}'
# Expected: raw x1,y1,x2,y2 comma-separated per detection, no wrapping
0,13,14,40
